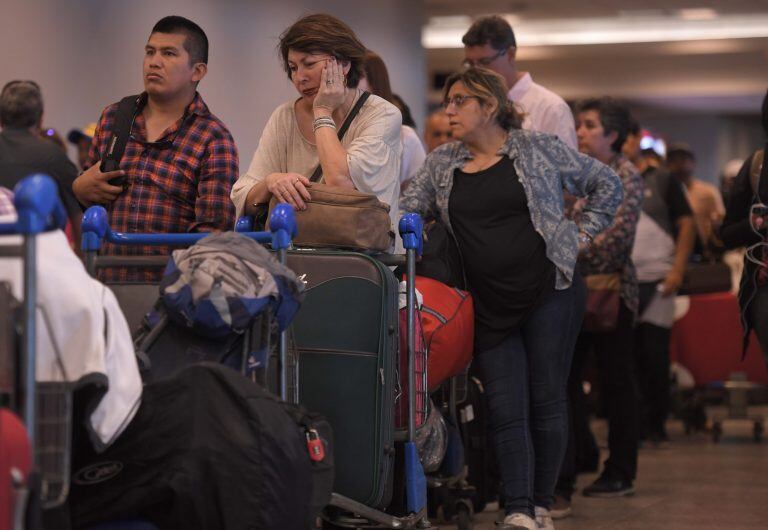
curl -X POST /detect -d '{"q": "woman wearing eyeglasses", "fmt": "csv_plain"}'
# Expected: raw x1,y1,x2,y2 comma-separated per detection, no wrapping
400,68,622,530
231,14,402,249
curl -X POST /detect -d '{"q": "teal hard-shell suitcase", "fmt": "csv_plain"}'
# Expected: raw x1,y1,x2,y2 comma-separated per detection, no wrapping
288,251,397,509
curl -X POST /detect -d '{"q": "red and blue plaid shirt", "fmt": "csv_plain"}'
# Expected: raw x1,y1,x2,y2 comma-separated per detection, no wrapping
85,92,238,282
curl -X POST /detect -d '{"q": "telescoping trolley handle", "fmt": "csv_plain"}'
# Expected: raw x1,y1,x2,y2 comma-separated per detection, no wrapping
0,174,67,453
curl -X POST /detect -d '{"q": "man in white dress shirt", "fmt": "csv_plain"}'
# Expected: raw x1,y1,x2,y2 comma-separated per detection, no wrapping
463,15,577,150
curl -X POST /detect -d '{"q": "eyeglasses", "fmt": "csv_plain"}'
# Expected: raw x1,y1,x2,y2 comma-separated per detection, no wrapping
441,94,480,110
462,48,508,68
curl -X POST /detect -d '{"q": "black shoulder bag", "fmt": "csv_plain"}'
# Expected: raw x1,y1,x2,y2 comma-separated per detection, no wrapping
99,94,141,186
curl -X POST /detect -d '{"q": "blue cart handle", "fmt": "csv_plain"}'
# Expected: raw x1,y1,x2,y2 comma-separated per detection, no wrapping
398,213,423,257
81,203,297,251
0,174,67,235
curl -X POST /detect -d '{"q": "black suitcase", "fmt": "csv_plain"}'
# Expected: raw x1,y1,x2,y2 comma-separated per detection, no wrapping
288,251,398,509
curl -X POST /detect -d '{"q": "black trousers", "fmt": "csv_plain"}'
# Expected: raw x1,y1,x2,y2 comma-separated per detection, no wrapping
556,301,640,497
634,281,673,438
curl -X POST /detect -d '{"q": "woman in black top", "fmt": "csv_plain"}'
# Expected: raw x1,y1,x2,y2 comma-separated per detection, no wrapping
401,68,621,530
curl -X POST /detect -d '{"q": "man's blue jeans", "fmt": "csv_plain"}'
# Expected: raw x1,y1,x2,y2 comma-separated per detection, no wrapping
475,273,586,518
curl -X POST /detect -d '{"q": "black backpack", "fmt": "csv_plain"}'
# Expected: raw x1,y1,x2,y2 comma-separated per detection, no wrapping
415,220,466,289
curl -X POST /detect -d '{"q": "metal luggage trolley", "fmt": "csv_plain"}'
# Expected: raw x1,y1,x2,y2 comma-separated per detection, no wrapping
0,174,74,525
427,370,478,530
80,203,299,400
251,213,435,530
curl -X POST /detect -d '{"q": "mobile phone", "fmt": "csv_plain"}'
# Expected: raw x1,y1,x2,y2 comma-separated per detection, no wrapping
100,158,127,186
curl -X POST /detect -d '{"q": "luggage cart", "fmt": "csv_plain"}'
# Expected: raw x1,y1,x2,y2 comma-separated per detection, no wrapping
427,371,478,530
79,203,299,401
0,174,72,527
253,213,434,529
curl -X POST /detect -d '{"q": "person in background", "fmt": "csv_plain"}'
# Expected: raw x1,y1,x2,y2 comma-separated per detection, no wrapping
625,118,696,445
402,68,622,530
462,15,577,149
359,50,425,190
391,93,416,129
67,122,97,169
721,89,768,363
39,126,66,151
232,14,402,250
72,16,238,282
0,80,81,243
424,109,453,153
667,143,725,259
555,98,643,516
721,158,746,206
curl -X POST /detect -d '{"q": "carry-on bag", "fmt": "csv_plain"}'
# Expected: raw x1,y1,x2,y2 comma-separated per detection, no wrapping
415,276,474,390
288,251,398,509
70,363,333,530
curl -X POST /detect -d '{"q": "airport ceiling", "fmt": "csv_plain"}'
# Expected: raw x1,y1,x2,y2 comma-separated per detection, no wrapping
424,0,768,19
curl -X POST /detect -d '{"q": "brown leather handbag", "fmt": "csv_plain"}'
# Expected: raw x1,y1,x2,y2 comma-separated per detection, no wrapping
267,183,394,251
583,272,621,333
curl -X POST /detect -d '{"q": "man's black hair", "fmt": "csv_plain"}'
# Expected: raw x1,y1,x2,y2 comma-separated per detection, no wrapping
462,15,516,51
575,97,633,154
0,80,43,128
151,15,208,65
627,116,640,136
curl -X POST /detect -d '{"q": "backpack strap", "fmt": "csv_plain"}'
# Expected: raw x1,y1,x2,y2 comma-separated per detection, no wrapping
100,94,141,172
749,149,762,196
309,91,371,183
751,145,768,203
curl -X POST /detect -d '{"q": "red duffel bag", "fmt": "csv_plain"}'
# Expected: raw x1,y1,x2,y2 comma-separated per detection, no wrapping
416,276,475,390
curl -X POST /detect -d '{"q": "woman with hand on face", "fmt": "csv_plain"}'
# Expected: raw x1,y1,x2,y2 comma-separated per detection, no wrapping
401,68,622,530
231,14,403,248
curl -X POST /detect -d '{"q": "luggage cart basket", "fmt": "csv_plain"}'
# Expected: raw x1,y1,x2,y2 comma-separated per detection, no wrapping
0,174,74,519
80,203,299,401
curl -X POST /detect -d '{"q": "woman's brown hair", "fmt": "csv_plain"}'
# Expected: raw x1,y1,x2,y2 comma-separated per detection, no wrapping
443,67,523,130
279,14,366,88
362,50,394,103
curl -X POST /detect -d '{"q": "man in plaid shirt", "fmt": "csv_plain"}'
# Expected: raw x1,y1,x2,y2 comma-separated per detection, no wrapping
73,16,238,281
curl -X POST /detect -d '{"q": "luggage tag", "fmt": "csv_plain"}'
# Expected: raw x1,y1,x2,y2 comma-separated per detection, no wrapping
306,428,325,462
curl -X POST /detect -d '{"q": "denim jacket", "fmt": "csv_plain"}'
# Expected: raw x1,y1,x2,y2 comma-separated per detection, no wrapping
400,129,623,290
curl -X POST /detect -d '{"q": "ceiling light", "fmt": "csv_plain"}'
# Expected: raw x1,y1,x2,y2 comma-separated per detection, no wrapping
679,8,718,21
423,14,768,48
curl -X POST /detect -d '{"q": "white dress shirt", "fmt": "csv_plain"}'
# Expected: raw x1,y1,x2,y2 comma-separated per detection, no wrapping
508,72,577,150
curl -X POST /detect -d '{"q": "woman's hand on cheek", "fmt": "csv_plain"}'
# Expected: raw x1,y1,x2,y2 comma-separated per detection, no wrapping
313,58,346,117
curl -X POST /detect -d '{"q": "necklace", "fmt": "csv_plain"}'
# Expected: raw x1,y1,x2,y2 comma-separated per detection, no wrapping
466,154,501,173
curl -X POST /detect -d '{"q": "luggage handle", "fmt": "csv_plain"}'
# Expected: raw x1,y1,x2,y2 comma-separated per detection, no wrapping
81,203,296,251
81,204,298,277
